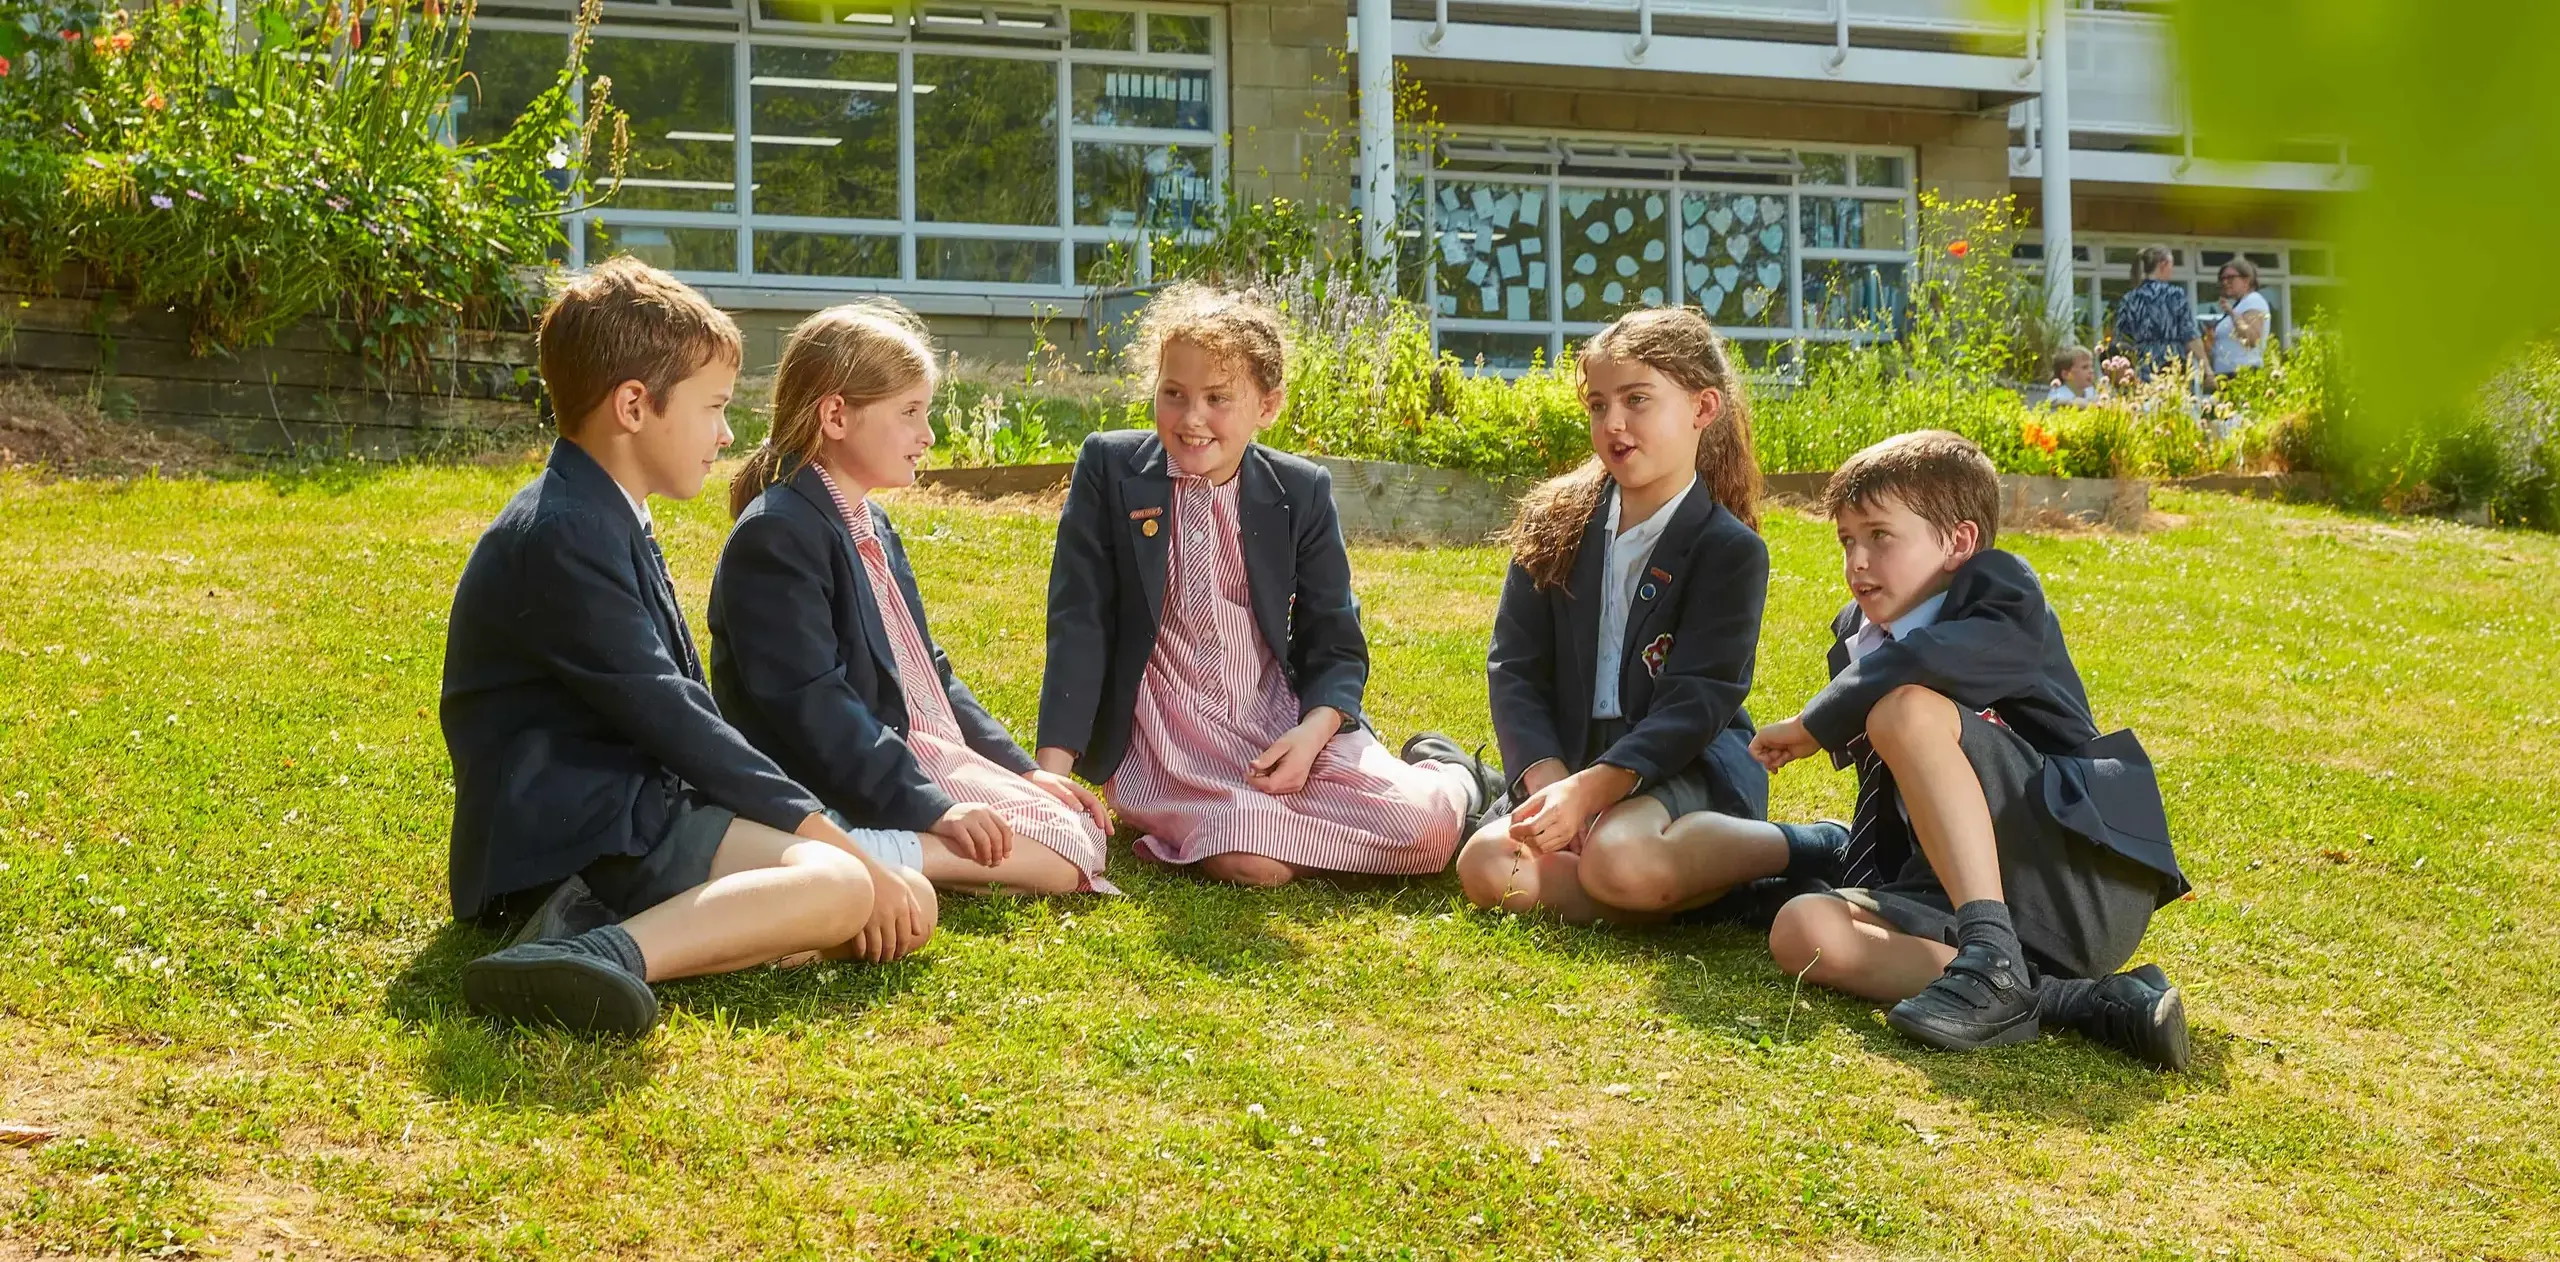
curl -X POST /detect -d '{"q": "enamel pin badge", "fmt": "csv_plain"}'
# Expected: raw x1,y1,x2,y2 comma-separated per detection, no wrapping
1131,506,1163,537
1639,565,1671,603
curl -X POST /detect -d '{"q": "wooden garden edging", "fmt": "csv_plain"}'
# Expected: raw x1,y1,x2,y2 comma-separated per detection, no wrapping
919,458,2155,542
3,288,542,458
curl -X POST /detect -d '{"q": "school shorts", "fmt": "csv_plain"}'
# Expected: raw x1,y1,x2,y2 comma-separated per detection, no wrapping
1584,717,1767,825
1831,709,2160,980
581,782,736,918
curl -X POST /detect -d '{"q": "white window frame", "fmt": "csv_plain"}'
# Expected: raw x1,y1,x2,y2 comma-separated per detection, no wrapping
1409,126,1918,373
2020,232,2340,347
467,0,1225,297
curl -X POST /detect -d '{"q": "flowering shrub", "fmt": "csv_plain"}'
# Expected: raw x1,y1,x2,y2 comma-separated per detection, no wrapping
0,0,622,372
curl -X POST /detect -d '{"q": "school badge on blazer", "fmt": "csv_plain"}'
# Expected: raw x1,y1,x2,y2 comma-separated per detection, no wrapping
1642,633,1674,676
1130,505,1164,537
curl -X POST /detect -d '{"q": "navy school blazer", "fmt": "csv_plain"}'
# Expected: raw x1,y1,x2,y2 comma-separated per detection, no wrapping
439,439,824,922
1798,548,2188,903
708,463,1037,833
1039,430,1367,784
1485,482,1772,818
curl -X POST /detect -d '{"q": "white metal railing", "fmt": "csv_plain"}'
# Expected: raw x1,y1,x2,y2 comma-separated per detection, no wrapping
2066,8,2179,137
1425,0,2023,41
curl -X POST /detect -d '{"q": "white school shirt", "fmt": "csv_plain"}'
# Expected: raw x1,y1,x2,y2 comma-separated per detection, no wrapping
2210,290,2270,375
1593,476,1697,720
1845,590,1948,820
618,483,652,531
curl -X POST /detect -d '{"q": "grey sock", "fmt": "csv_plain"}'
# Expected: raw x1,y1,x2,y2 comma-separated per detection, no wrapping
1952,899,2024,964
2036,975,2099,1025
564,924,648,980
1774,821,1847,880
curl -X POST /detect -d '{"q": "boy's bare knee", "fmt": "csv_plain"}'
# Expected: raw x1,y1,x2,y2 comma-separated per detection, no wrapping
807,851,877,944
1867,684,1957,760
1455,833,1517,910
898,867,941,939
1768,894,1853,978
1578,818,1675,911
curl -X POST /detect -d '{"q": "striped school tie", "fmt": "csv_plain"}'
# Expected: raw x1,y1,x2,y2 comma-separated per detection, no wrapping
1838,628,1910,888
640,522,704,684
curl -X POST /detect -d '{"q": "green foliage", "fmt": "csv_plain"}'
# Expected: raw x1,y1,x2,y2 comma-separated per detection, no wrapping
0,0,619,373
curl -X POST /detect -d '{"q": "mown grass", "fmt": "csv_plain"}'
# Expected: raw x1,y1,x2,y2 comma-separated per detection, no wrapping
1,467,2555,1260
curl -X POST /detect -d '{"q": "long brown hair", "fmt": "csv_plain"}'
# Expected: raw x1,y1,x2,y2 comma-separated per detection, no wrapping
728,299,939,519
1499,307,1762,589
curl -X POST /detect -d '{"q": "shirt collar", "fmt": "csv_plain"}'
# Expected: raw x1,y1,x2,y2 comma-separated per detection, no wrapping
621,484,651,531
1860,589,1949,647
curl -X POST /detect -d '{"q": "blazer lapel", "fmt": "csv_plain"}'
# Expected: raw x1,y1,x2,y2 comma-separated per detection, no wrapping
1236,447,1294,665
1620,490,1717,667
1124,436,1173,625
787,466,901,688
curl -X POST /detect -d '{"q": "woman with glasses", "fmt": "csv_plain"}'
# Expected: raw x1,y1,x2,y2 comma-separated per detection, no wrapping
2208,257,2272,382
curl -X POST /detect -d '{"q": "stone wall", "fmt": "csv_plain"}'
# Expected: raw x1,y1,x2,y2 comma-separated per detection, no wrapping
1225,0,1351,206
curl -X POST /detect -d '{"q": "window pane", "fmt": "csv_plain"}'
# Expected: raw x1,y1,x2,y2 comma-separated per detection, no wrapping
1440,330,1550,372
1854,154,1905,188
1799,195,1905,251
1071,65,1213,131
1147,12,1211,54
1726,337,1794,372
1683,191,1789,328
588,37,737,213
1805,259,1907,333
1797,151,1847,185
1070,9,1134,49
1431,180,1546,323
1559,186,1666,322
587,222,737,273
918,237,1056,283
1076,239,1139,285
915,55,1058,225
753,231,898,278
586,38,737,211
1074,142,1215,229
453,29,564,147
749,45,898,220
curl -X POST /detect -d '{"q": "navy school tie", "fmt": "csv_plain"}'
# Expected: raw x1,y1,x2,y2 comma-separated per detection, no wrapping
1839,627,1911,888
640,522,705,684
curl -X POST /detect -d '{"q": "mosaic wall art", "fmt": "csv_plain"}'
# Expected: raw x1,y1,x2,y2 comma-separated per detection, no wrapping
1434,181,1548,322
1681,190,1790,328
1560,187,1667,322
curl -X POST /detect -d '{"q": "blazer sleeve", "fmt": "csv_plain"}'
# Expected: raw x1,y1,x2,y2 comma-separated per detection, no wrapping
1037,439,1115,756
1800,551,2054,753
1486,560,1569,794
1594,524,1769,786
714,509,956,831
1286,464,1368,725
516,508,823,833
882,516,1038,776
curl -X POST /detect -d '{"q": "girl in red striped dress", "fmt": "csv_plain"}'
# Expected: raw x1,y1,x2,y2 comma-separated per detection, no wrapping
710,301,1115,896
1035,285,1497,887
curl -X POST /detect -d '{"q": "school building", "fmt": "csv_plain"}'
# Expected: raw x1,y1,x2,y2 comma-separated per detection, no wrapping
453,0,2352,368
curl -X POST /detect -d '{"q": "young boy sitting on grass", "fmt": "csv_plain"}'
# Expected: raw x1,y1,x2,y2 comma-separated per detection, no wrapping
441,257,936,1036
1749,431,2193,1068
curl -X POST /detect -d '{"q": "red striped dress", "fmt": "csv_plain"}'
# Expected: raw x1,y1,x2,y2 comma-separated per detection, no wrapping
817,469,1117,893
1108,474,1465,875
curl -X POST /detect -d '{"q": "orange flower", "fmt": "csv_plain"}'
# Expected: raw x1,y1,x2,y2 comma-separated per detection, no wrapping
109,29,135,53
1947,239,1971,258
2021,421,2057,455
0,55,11,78
143,89,166,110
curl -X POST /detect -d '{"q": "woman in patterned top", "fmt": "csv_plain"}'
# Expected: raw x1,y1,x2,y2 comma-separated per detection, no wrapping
2111,244,2205,382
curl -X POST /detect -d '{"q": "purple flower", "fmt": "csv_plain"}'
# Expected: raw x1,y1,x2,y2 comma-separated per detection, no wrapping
185,188,204,200
325,196,348,212
149,194,173,210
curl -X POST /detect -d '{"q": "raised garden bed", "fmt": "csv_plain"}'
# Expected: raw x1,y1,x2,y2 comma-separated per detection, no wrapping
3,288,541,459
920,458,2156,542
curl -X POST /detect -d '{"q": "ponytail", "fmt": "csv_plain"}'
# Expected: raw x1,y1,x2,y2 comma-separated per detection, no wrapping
726,299,939,521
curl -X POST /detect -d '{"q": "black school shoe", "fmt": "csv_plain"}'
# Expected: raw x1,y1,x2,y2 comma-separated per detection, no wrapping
463,942,660,1037
1886,940,2040,1051
2077,964,2191,1071
1401,731,1507,832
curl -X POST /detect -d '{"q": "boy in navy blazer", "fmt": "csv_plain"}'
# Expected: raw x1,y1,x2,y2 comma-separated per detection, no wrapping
1753,430,2191,1068
441,258,933,1035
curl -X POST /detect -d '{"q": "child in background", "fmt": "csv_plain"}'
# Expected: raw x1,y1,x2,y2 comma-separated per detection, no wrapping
2044,346,2098,407
1455,307,1846,925
709,300,1114,897
1036,284,1497,888
442,258,932,1037
1753,430,2191,1068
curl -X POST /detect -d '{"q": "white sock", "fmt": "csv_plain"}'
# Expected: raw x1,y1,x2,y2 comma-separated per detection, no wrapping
846,827,925,871
1425,759,1484,816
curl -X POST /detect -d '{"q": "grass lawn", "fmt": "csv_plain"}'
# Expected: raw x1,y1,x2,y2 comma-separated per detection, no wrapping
2,465,2556,1260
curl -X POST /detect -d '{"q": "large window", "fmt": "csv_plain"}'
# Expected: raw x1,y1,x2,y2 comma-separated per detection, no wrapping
458,1,1222,295
1412,133,1917,371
